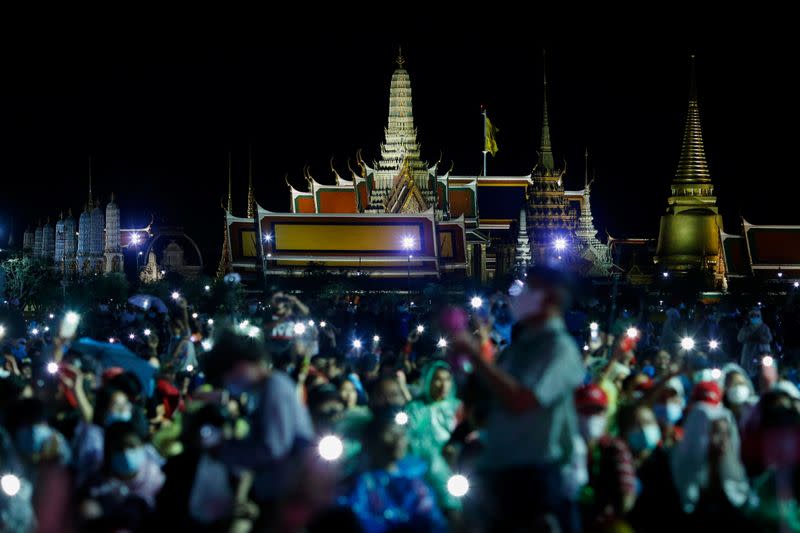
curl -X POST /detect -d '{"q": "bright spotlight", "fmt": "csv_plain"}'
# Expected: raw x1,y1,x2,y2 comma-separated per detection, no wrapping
626,327,639,339
352,339,362,350
31,328,39,336
373,335,380,343
447,474,470,498
437,337,448,348
1,474,21,497
711,368,722,380
171,291,180,301
207,319,214,326
308,320,315,327
554,237,567,251
48,313,54,319
201,339,213,351
247,326,260,338
709,340,719,350
589,322,599,331
204,285,211,292
680,337,695,351
186,364,194,372
319,321,326,328
192,313,199,319
470,296,483,309
0,325,5,339
763,355,774,367
293,322,307,335
416,325,425,333
143,328,151,336
395,411,409,425
318,435,344,461
128,333,135,340
402,236,415,250
46,362,59,375
662,271,669,278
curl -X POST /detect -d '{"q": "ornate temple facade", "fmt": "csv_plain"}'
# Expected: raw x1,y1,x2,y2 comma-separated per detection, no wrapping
222,52,610,283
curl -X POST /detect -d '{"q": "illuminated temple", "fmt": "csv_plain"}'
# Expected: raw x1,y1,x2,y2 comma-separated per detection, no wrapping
222,52,611,283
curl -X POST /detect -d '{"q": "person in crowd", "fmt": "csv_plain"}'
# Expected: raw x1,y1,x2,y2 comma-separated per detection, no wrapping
617,402,686,531
575,384,637,531
737,307,773,376
342,414,447,533
405,360,461,514
452,265,584,532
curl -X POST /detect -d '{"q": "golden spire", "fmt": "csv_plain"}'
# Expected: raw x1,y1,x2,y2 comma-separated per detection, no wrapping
396,45,405,68
675,54,711,183
538,49,555,172
226,151,233,213
218,152,234,279
247,144,255,218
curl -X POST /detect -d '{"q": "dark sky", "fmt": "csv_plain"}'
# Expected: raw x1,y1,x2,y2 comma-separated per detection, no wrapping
1,17,797,267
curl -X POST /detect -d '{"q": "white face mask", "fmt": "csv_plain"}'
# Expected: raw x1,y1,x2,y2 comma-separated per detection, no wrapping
726,384,751,405
578,414,607,441
510,287,545,322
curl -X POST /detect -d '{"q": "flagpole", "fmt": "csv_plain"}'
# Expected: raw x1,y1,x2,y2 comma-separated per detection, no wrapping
482,107,488,176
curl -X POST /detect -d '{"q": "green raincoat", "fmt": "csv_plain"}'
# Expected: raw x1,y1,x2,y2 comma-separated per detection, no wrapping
406,360,462,511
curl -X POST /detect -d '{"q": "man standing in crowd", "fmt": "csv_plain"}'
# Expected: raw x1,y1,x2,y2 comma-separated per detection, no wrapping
454,266,584,532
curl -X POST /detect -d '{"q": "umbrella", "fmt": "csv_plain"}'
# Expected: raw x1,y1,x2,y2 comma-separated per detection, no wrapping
72,337,157,397
127,294,168,314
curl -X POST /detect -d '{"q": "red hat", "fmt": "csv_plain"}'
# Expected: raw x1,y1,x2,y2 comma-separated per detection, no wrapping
634,377,655,392
156,379,181,419
691,381,722,406
575,384,608,411
102,367,125,383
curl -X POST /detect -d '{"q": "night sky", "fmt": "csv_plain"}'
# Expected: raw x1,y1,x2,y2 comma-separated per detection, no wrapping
2,18,797,269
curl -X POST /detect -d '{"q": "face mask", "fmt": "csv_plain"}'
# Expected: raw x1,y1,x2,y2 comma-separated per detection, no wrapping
751,317,762,326
653,403,683,425
628,423,661,454
726,384,751,405
510,287,545,322
16,424,53,456
578,414,607,441
111,447,145,477
105,409,133,426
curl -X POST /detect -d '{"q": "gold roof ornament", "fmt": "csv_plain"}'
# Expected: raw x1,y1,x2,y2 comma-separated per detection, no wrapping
675,54,711,183
396,45,405,68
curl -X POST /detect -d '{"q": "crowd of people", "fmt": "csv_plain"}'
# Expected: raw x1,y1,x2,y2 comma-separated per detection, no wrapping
3,266,800,532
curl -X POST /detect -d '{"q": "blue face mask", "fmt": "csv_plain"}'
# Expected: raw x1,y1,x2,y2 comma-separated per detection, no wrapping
16,424,53,457
628,424,661,454
653,403,683,425
111,447,145,477
751,317,763,326
105,410,132,427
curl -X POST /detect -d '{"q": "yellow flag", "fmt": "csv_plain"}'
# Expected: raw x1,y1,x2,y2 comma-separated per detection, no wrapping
485,114,499,156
